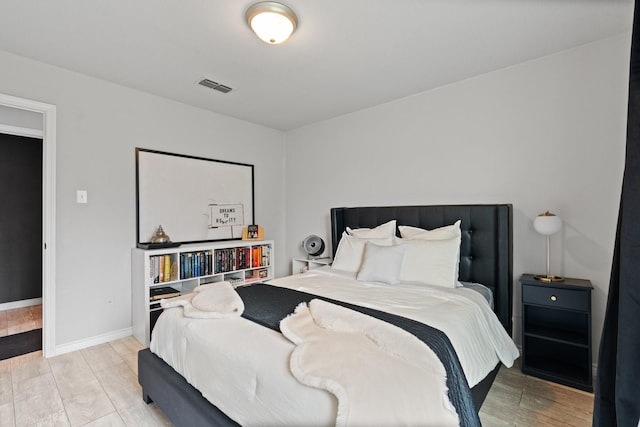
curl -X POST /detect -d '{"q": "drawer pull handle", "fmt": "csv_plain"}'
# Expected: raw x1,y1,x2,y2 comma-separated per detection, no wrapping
550,295,557,302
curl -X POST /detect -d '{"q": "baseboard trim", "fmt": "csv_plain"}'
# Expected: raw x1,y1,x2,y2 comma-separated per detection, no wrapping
54,327,133,357
0,298,43,311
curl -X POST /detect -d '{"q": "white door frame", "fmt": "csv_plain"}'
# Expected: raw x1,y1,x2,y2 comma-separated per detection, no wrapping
0,93,56,357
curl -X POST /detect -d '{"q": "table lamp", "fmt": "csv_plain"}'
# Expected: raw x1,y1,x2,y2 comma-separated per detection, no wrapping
533,211,564,282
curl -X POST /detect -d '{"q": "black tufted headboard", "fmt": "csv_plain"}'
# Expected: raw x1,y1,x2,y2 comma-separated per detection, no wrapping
330,204,513,336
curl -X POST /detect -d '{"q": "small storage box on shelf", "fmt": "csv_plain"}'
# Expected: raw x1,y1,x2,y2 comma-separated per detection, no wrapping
520,273,593,392
132,240,274,346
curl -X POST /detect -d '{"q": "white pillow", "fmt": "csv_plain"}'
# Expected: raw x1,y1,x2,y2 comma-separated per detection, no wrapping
331,232,394,273
346,220,397,239
356,242,406,285
399,220,461,240
399,220,462,283
398,238,460,288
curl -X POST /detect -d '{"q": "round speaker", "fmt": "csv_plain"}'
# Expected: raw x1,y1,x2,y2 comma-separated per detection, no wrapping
301,235,325,258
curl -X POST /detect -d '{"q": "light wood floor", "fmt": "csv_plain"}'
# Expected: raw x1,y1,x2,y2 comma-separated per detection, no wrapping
0,338,594,426
479,359,594,426
0,305,42,337
0,337,171,426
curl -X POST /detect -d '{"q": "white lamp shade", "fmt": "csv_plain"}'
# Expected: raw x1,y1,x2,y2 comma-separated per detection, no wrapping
533,214,562,236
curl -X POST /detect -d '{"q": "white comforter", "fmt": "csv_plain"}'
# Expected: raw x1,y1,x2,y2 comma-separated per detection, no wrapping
281,299,460,427
150,268,519,426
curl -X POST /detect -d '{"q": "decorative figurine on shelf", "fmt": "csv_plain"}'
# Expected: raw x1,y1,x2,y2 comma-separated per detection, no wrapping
136,225,181,249
151,225,171,244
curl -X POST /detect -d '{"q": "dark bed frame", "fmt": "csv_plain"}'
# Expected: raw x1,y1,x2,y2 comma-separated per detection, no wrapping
138,204,513,426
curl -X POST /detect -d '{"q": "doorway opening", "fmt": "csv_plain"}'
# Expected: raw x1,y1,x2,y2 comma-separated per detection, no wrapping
0,130,43,360
0,94,56,357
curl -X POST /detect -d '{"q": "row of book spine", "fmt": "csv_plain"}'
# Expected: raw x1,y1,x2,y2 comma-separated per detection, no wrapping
149,245,273,283
150,255,175,284
180,251,213,279
215,247,251,273
251,245,272,268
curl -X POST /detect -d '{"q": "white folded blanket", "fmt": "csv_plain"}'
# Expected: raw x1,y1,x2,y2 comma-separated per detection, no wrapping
280,299,459,427
160,282,244,318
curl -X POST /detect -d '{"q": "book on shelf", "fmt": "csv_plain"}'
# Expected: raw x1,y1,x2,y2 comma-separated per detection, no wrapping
152,256,159,283
182,252,191,279
164,255,171,281
149,286,180,301
252,246,260,267
158,255,165,282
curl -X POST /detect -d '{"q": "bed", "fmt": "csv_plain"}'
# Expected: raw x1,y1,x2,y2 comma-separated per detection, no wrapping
138,204,515,426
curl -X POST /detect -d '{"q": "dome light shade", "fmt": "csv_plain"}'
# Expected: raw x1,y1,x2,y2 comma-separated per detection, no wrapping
533,212,562,236
246,2,298,44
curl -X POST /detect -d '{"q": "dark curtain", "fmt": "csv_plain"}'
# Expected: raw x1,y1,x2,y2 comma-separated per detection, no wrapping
593,1,640,426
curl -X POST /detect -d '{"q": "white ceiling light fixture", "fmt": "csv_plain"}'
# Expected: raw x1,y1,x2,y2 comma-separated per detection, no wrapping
245,2,298,44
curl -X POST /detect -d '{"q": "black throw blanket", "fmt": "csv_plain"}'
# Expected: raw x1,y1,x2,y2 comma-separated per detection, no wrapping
236,284,481,427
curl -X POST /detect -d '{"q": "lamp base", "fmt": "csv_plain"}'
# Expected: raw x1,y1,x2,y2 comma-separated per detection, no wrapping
534,274,565,283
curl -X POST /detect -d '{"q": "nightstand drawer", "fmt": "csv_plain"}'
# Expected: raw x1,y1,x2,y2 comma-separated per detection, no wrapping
522,285,588,311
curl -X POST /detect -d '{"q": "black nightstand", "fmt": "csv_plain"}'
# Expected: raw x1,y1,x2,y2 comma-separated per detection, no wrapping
520,274,593,392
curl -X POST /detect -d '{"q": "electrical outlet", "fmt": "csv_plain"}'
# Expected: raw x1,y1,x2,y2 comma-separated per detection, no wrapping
76,190,88,204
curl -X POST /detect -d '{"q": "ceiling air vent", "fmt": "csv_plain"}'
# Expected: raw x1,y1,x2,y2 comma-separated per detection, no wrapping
198,78,232,94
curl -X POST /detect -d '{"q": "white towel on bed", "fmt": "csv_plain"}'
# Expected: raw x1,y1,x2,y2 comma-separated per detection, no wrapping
280,299,459,427
160,282,244,318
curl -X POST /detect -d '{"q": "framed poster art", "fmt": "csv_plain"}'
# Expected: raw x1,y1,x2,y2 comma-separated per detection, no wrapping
135,148,254,245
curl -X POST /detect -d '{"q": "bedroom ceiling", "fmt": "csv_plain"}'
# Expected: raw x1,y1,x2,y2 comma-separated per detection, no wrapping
0,0,633,131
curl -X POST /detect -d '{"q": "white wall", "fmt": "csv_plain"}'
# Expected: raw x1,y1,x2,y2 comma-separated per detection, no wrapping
0,50,287,349
285,34,631,365
0,32,630,363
